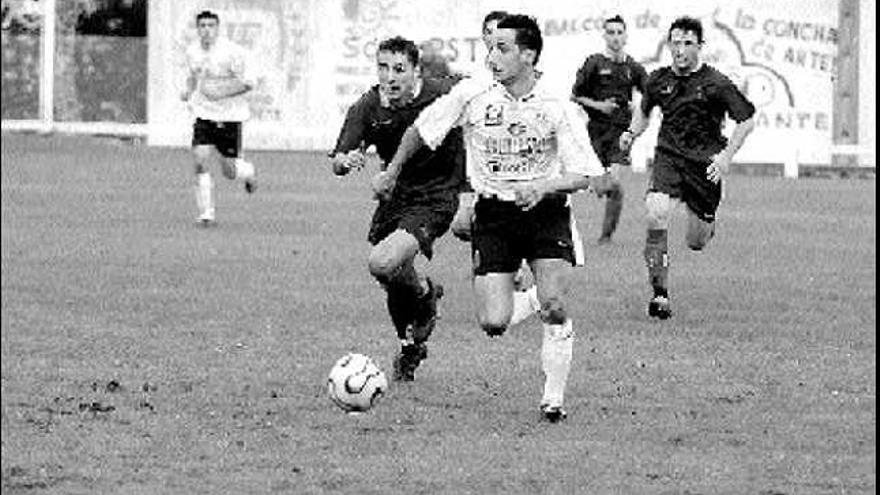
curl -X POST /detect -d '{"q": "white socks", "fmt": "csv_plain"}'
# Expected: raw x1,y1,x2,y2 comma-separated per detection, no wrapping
540,319,574,408
235,158,255,180
510,285,540,326
194,160,256,220
195,172,214,219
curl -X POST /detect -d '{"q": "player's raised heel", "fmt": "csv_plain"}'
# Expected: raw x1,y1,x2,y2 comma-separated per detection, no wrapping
392,342,428,382
647,295,672,320
244,178,256,194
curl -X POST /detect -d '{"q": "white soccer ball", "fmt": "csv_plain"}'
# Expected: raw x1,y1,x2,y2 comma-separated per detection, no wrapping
327,353,388,413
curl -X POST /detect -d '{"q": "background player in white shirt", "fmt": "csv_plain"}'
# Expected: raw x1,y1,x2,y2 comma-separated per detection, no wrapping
374,15,609,422
181,10,257,225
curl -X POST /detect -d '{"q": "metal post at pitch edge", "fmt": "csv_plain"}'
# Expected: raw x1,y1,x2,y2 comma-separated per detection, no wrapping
832,0,860,168
39,0,56,133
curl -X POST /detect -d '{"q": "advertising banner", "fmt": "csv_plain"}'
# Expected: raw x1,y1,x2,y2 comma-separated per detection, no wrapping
148,0,840,164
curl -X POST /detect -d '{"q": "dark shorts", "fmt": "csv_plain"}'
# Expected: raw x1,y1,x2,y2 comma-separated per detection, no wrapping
368,193,458,259
472,195,579,275
649,149,722,222
587,121,630,168
192,118,242,158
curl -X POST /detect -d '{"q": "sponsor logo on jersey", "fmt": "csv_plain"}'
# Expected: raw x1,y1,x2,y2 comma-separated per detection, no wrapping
484,104,503,126
507,122,527,137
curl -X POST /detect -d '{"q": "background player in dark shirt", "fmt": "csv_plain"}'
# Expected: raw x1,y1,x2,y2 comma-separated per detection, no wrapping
620,16,756,319
571,15,647,244
329,37,466,381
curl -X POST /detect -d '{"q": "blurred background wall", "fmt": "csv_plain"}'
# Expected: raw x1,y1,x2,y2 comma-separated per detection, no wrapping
1,0,874,170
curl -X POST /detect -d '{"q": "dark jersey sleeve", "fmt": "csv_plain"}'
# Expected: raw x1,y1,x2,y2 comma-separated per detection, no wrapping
632,61,648,94
715,73,756,122
332,90,376,154
571,55,598,97
640,68,664,115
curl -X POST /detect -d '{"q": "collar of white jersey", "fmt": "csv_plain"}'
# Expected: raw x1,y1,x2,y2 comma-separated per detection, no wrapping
490,74,551,103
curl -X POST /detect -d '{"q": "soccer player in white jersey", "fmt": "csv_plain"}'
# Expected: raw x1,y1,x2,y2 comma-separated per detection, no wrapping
374,15,608,422
181,10,257,226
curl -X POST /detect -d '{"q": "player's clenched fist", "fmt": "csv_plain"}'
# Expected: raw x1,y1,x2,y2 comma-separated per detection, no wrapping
330,150,366,176
370,170,395,201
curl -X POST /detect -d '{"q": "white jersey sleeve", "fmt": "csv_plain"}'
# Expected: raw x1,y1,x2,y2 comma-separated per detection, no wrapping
556,101,605,177
415,77,485,150
184,43,198,76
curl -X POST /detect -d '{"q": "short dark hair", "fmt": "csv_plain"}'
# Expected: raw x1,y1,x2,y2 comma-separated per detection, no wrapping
604,15,626,30
377,36,419,68
482,10,508,31
496,14,543,65
668,16,703,43
196,10,219,24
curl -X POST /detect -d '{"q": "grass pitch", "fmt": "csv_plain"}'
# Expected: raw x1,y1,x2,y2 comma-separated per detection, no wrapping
1,132,875,494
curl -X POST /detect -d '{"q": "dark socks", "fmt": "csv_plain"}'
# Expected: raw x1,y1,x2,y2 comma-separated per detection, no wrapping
644,228,669,294
386,284,417,340
601,185,624,238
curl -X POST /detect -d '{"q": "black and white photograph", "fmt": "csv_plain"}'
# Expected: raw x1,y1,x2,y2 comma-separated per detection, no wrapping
1,0,874,493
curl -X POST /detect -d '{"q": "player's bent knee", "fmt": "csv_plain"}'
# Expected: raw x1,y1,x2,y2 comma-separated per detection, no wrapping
645,193,671,227
686,224,714,251
193,146,212,164
450,208,474,241
686,236,707,251
539,298,567,325
646,210,670,230
477,310,510,337
367,251,402,283
220,159,237,180
450,221,471,241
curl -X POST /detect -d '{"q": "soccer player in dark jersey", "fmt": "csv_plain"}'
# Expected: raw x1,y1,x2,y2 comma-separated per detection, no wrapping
330,37,466,381
571,15,647,244
619,16,756,319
